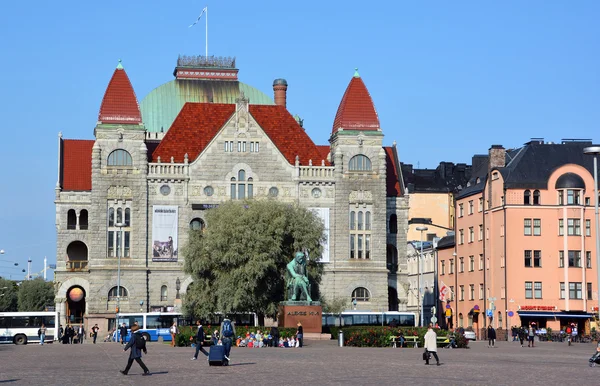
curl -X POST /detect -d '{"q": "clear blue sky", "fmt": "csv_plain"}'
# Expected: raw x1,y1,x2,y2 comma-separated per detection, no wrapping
0,0,598,276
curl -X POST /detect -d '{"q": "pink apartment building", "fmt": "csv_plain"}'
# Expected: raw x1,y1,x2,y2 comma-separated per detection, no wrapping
438,139,599,336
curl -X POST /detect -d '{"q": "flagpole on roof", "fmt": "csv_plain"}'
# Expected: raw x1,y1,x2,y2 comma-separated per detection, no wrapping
205,6,208,60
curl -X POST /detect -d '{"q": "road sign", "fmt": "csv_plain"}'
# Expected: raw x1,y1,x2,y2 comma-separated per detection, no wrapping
508,311,514,317
430,316,438,324
486,309,493,317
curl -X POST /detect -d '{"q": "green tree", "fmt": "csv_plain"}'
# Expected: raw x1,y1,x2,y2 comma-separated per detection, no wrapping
183,200,325,320
17,278,55,311
0,278,18,312
321,296,348,315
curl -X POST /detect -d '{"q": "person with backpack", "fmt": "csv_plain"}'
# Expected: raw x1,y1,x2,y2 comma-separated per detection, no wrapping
220,316,236,361
191,320,209,360
121,325,150,376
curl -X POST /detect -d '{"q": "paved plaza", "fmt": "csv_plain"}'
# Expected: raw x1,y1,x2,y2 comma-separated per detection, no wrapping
0,339,599,385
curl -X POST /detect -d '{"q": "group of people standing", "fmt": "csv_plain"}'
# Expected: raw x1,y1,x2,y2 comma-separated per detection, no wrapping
59,324,86,344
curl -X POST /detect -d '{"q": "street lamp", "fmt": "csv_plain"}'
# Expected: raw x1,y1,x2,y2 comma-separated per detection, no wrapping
584,145,600,324
416,226,428,327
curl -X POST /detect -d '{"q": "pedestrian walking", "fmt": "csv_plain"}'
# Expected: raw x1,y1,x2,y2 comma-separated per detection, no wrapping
487,325,496,348
77,324,85,344
296,322,304,348
38,324,47,345
270,325,279,347
170,322,179,347
58,325,64,341
528,323,535,348
518,326,526,347
191,320,209,360
424,323,440,366
92,324,99,344
220,316,236,362
120,325,150,376
67,324,75,344
119,323,128,345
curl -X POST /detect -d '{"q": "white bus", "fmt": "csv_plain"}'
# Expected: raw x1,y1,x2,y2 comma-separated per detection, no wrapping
0,311,59,345
322,311,417,332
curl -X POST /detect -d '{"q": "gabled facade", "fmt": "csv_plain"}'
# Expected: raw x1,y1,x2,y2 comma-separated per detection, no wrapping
54,58,409,330
439,139,600,335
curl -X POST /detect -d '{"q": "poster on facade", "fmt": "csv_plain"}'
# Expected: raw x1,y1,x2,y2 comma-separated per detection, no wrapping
152,205,178,262
309,207,330,263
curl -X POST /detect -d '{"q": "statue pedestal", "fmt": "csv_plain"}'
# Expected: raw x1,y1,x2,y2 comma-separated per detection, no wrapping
278,303,322,333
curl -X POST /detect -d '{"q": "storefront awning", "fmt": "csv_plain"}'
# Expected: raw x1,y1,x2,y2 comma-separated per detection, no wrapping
518,311,593,319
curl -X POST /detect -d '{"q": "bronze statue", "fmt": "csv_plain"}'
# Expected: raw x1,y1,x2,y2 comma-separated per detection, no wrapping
286,251,312,302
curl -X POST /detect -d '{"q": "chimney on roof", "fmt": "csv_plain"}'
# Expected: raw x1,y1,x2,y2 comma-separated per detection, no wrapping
488,145,505,170
273,79,288,108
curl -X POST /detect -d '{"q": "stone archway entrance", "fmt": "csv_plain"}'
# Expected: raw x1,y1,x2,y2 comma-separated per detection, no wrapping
67,286,86,324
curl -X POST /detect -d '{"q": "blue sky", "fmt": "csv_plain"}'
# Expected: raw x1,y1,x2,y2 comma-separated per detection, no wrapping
0,0,598,276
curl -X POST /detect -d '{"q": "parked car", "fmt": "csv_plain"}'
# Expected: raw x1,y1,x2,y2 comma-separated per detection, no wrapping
463,330,476,340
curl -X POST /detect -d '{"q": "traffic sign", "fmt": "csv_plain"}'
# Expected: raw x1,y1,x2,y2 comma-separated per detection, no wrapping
486,309,493,317
508,311,514,317
430,316,438,324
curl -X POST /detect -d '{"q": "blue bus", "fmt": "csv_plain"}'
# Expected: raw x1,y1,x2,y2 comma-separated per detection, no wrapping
322,311,417,333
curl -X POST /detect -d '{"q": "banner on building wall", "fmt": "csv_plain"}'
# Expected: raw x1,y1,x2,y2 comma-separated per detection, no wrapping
309,207,330,263
152,205,178,262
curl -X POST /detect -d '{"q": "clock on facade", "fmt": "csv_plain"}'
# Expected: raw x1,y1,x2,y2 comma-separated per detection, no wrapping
204,186,214,196
311,188,322,198
160,185,171,196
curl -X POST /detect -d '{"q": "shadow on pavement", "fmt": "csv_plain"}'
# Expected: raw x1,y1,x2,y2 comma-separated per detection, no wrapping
0,380,20,383
228,362,256,367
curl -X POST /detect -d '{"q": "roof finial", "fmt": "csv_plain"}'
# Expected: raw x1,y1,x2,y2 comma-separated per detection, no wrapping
353,68,360,78
116,59,124,70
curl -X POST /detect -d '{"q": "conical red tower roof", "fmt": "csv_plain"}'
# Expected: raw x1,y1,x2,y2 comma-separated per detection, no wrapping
98,61,142,124
332,69,380,134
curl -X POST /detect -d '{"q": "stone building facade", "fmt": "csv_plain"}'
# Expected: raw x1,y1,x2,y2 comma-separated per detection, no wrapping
54,57,409,330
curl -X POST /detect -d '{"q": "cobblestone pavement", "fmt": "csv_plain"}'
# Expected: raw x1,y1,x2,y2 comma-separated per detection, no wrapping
0,339,599,385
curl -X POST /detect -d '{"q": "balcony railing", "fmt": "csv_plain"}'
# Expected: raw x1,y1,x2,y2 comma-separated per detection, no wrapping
67,261,88,270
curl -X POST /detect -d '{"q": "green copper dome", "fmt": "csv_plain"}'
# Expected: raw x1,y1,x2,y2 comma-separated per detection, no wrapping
140,79,274,133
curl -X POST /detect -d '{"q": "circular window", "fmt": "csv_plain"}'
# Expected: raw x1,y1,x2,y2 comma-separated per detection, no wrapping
204,186,214,196
312,188,322,198
160,185,171,196
269,187,279,197
190,218,205,231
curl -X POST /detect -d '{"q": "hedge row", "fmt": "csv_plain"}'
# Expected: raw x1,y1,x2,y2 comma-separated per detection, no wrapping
174,325,298,347
329,326,468,348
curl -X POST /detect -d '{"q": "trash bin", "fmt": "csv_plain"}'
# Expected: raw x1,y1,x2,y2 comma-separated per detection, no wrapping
338,331,344,347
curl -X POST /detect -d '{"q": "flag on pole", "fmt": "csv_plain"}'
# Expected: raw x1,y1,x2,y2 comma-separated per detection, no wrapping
439,281,451,302
189,7,207,28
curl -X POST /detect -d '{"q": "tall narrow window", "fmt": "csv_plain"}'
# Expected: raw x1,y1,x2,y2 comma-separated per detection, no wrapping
357,212,363,231
67,209,77,230
559,251,564,267
533,219,541,236
524,219,532,235
533,250,541,267
587,251,592,269
248,178,253,199
525,282,533,299
389,214,397,234
108,231,114,257
116,208,123,225
365,212,371,230
124,231,130,257
108,208,115,227
350,235,355,258
79,210,88,230
560,282,565,299
534,282,542,298
230,178,236,199
124,208,130,227
107,204,132,258
349,207,372,259
524,250,532,267
350,212,356,230
524,190,531,205
533,190,540,205
586,220,591,236
559,219,564,236
161,285,168,301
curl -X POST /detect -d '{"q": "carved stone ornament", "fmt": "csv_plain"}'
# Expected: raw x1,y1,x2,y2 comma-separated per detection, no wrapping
191,186,202,196
107,185,133,199
175,186,184,196
217,186,226,197
349,190,373,203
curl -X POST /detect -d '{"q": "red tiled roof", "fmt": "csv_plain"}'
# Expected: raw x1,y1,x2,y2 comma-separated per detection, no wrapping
250,105,330,166
152,103,329,166
316,145,331,164
384,146,403,197
332,75,380,134
62,139,94,191
152,103,235,163
98,67,142,124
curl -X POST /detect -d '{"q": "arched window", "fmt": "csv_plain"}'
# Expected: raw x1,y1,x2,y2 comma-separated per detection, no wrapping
459,313,464,327
387,245,398,273
231,170,253,200
67,209,77,230
107,149,133,166
160,285,168,301
498,311,503,328
533,190,540,205
348,155,372,171
124,208,130,226
108,207,114,227
358,211,364,230
352,287,370,302
190,218,205,231
389,214,398,234
365,211,371,231
108,286,128,300
79,209,88,230
116,208,123,225
349,212,356,230
524,190,531,205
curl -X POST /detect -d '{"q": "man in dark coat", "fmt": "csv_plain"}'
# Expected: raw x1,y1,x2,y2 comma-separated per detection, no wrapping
270,326,280,347
487,325,497,348
119,323,128,345
191,320,209,360
120,325,150,376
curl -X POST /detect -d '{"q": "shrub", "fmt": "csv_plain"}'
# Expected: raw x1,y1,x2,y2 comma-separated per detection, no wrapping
329,326,448,348
174,325,297,347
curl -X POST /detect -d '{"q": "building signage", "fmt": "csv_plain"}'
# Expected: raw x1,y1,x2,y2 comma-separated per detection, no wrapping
152,205,178,262
308,208,330,263
519,305,556,311
287,311,320,316
191,203,219,210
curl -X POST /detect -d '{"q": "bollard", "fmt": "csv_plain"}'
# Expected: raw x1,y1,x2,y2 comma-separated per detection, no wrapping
338,331,344,347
